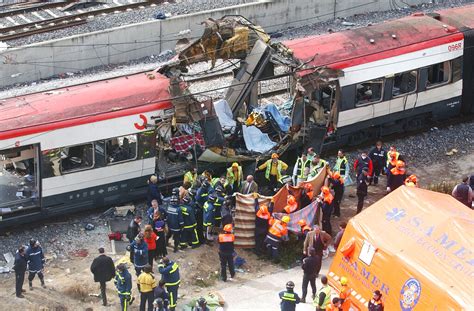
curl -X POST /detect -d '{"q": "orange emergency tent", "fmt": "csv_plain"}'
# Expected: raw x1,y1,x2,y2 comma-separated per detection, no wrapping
328,186,474,310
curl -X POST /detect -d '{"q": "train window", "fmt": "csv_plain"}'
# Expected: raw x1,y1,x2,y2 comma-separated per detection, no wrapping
60,143,94,173
355,78,384,106
0,145,40,212
392,70,417,97
105,134,137,165
426,61,451,88
451,57,462,83
138,131,156,159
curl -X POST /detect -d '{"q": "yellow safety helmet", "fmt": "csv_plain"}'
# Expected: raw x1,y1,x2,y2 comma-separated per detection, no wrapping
340,276,348,286
281,216,290,223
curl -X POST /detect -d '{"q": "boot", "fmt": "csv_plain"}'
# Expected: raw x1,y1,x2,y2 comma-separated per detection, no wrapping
301,297,306,303
29,281,33,290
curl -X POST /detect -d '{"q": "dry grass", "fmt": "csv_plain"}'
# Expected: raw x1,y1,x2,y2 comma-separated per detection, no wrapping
62,283,91,302
427,180,457,195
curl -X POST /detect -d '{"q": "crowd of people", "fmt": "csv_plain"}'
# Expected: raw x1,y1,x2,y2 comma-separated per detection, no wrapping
11,140,473,311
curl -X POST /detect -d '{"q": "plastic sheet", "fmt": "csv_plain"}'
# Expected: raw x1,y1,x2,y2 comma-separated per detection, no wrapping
242,125,276,153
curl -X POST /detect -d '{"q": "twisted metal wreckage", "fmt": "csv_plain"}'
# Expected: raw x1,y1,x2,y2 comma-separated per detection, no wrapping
157,15,342,166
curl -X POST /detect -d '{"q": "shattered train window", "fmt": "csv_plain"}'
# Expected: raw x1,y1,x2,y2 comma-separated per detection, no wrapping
355,78,384,106
392,70,417,97
426,61,450,88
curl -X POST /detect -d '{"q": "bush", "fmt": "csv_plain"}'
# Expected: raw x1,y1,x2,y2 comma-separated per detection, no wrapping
279,234,304,268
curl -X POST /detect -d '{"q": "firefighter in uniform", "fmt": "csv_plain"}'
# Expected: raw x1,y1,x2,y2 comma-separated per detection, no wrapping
279,281,301,311
213,186,225,229
292,153,311,185
339,276,352,311
368,141,386,185
180,195,199,248
115,263,133,311
218,224,236,282
203,193,217,242
265,215,290,261
195,180,213,244
257,153,288,193
255,197,271,256
166,196,184,252
158,257,180,311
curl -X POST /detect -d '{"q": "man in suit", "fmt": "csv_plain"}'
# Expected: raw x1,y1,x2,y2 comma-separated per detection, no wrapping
90,247,116,306
240,175,259,195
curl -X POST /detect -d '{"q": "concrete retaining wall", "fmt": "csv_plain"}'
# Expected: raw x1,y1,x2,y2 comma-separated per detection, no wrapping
0,0,429,88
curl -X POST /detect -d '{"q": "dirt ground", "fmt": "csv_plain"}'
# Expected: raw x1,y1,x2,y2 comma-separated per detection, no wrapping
0,152,472,310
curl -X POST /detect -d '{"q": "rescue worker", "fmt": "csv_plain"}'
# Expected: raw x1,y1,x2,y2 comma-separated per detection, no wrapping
255,197,271,256
452,176,473,208
221,195,233,227
158,257,180,311
293,152,311,185
226,162,243,193
115,263,133,311
195,180,213,244
368,290,384,311
130,233,148,276
214,186,225,229
137,264,157,311
301,248,319,303
153,280,170,310
368,141,386,185
297,219,311,239
279,281,301,311
356,167,369,214
309,154,327,178
319,186,334,236
181,195,199,248
203,192,217,242
326,298,342,311
183,166,198,186
314,276,331,311
166,195,184,252
339,276,351,311
300,183,314,209
218,224,236,282
333,149,350,184
404,174,418,187
387,160,407,193
265,215,290,262
26,239,46,290
257,153,288,193
353,151,373,178
328,172,344,218
386,145,402,173
13,245,27,298
284,195,298,214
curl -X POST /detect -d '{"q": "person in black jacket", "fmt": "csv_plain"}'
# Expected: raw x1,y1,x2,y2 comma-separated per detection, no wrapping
153,280,170,309
147,175,163,206
301,248,321,303
90,247,116,306
127,216,142,263
368,141,386,185
13,246,27,298
368,290,384,311
356,167,369,214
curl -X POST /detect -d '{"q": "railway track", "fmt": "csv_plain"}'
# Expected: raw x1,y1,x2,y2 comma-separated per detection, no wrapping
0,0,163,41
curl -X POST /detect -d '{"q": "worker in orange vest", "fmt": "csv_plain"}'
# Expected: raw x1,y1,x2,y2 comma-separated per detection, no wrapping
218,224,235,282
326,297,342,311
387,160,407,193
255,200,271,256
264,216,290,262
300,183,314,208
339,276,351,311
319,186,334,236
284,195,298,214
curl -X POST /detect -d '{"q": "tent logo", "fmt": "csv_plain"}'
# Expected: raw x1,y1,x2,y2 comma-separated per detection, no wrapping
399,278,421,310
386,208,406,221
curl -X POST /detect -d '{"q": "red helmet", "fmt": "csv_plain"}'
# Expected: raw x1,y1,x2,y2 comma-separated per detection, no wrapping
287,195,296,205
333,172,341,179
223,224,233,232
259,204,269,214
303,183,313,191
322,186,330,194
297,219,307,227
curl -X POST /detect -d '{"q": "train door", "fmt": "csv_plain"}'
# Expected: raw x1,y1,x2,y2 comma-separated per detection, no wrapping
0,144,41,221
388,70,418,113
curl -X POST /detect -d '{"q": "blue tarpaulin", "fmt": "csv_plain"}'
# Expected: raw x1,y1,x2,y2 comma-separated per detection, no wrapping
263,103,291,132
242,125,276,153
